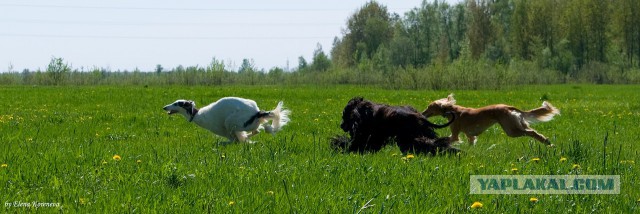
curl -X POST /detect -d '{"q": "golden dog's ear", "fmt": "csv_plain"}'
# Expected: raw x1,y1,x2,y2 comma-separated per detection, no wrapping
446,94,456,105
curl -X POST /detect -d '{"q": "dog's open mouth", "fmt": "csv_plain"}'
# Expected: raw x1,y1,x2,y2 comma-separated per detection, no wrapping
167,110,178,115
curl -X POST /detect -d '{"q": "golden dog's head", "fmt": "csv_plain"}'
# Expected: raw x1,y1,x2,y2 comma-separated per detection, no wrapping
422,94,456,118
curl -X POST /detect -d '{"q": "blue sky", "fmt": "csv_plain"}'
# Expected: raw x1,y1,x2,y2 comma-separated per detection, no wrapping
0,0,461,72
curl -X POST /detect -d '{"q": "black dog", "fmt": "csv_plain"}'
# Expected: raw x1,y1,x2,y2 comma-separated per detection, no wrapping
331,97,458,155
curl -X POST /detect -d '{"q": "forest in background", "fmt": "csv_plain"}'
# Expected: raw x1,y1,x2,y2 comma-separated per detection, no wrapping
2,0,640,89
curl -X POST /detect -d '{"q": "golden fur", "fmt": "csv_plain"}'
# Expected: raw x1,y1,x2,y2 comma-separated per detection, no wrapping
422,94,560,146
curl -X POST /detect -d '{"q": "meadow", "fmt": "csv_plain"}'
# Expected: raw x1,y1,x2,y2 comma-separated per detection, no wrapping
1,84,639,213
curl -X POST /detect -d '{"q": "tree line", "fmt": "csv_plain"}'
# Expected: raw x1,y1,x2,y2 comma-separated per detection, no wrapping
2,0,640,89
326,0,640,76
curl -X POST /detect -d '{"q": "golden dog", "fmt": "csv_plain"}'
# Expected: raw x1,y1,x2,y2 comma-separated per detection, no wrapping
422,94,559,146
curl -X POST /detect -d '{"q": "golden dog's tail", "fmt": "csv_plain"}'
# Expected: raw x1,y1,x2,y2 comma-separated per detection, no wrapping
524,101,560,123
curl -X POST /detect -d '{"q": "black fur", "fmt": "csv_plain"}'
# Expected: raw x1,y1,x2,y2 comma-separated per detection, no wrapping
243,111,270,127
333,97,458,155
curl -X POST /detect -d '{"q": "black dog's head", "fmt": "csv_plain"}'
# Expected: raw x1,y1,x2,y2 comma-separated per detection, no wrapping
340,97,374,135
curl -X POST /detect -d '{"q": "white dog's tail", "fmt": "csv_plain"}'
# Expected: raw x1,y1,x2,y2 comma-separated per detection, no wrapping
263,101,290,134
524,101,560,123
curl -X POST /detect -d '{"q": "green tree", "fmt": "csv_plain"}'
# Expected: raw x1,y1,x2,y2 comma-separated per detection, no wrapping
467,0,493,59
155,64,163,74
616,0,640,65
297,56,308,71
585,0,608,62
310,43,331,72
46,57,70,85
238,59,255,73
511,0,531,59
331,1,393,67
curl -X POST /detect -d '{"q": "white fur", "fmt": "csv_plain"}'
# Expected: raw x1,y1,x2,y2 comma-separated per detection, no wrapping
163,97,290,143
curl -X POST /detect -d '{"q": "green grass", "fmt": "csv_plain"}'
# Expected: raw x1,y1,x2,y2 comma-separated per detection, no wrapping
1,85,639,213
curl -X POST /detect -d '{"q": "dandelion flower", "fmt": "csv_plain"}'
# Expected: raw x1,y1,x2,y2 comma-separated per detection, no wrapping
1,163,7,168
560,157,567,162
112,154,122,161
620,160,635,164
572,164,581,170
531,158,541,163
470,201,483,209
406,154,415,159
530,197,539,203
228,201,235,206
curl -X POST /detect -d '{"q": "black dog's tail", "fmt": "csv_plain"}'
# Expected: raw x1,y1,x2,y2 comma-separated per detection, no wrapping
421,111,456,129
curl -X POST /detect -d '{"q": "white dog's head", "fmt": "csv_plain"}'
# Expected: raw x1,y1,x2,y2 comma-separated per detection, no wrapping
163,99,197,122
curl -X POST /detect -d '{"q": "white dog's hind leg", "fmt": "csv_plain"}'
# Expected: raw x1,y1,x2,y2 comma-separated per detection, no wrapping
263,123,275,135
234,131,255,143
246,126,262,138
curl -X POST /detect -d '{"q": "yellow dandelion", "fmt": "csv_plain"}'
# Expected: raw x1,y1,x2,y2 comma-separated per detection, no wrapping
531,158,541,162
228,201,235,206
530,197,538,203
112,154,122,161
620,160,635,164
1,163,7,168
406,154,415,159
572,164,581,170
470,201,483,209
560,157,567,162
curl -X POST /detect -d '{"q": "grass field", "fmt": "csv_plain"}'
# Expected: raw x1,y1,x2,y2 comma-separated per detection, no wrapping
1,85,639,213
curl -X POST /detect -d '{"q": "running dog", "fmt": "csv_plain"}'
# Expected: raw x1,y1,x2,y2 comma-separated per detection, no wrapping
332,97,458,155
163,97,290,143
422,94,559,146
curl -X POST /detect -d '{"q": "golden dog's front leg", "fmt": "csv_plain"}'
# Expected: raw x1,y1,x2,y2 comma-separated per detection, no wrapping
449,128,462,143
465,133,478,145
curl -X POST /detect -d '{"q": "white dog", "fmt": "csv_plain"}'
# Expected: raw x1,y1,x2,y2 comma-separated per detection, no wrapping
163,97,290,142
